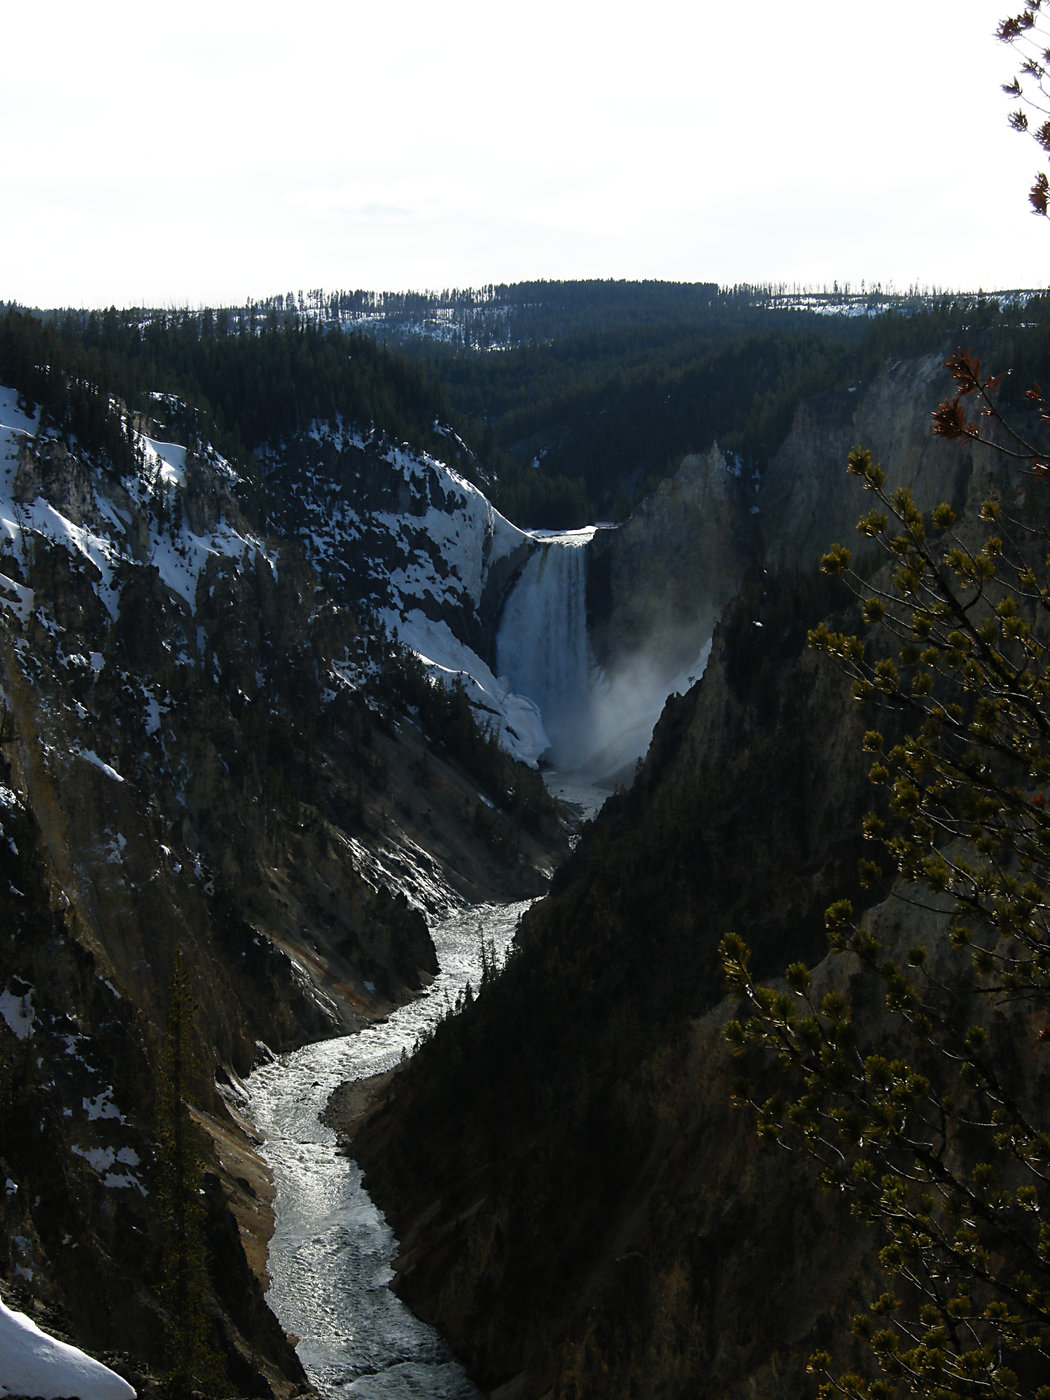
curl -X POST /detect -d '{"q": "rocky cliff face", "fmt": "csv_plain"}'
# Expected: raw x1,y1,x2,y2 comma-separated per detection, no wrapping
349,569,877,1398
348,348,1033,1399
0,387,567,1394
589,443,754,679
758,353,987,570
579,445,754,780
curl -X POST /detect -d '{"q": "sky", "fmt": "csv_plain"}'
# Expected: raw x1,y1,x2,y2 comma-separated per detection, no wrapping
3,0,1047,308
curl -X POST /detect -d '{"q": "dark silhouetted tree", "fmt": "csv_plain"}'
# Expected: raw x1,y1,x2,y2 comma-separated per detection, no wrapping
723,367,1050,1398
155,949,219,1394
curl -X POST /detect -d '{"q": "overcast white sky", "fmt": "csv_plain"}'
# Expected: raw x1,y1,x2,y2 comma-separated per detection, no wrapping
3,1,1046,308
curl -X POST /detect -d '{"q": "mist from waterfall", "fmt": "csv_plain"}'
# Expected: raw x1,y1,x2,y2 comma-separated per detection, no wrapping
495,527,713,784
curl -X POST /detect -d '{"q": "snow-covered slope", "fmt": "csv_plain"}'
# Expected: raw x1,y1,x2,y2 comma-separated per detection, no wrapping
259,421,559,765
0,1298,135,1400
0,390,552,767
0,387,270,623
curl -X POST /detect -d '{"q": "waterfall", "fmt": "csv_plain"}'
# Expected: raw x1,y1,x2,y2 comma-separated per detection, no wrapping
495,531,594,769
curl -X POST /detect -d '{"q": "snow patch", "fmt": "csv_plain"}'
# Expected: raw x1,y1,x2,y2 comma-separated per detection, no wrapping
0,985,36,1040
0,386,41,438
74,748,125,783
70,1144,144,1193
0,1295,136,1399
384,608,550,768
0,573,33,623
82,1089,123,1123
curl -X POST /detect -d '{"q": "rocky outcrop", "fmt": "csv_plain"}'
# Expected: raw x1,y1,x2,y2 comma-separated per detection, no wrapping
758,353,987,572
588,444,753,682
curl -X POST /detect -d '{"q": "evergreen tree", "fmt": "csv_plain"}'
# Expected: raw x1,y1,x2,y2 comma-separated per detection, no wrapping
154,949,219,1394
722,365,1050,1399
721,16,1050,1390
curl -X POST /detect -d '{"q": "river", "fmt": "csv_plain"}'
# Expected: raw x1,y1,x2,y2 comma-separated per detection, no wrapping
245,901,531,1399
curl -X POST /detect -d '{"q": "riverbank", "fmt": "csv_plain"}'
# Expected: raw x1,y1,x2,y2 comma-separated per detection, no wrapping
322,1069,395,1146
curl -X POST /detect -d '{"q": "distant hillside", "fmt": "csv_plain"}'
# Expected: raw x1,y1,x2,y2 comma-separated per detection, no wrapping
15,282,1046,530
242,280,1049,528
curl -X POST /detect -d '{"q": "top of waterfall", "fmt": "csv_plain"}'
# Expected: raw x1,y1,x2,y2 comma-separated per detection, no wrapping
525,526,602,545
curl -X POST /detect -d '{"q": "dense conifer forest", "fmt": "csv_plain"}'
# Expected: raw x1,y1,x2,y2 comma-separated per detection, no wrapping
4,281,1048,532
0,306,464,493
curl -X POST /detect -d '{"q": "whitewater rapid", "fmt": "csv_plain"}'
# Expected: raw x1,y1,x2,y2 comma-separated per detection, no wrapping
245,902,529,1399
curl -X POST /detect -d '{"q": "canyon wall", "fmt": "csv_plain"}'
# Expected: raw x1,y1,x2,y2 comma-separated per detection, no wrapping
349,348,1030,1399
0,396,566,1394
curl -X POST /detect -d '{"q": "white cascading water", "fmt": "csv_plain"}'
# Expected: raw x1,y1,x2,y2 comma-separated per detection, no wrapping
495,530,595,769
497,525,714,788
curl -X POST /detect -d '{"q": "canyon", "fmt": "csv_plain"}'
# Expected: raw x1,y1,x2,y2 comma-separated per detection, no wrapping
0,347,751,1393
0,293,1041,1398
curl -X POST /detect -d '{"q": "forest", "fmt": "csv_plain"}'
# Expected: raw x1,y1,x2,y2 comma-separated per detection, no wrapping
3,281,1047,532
